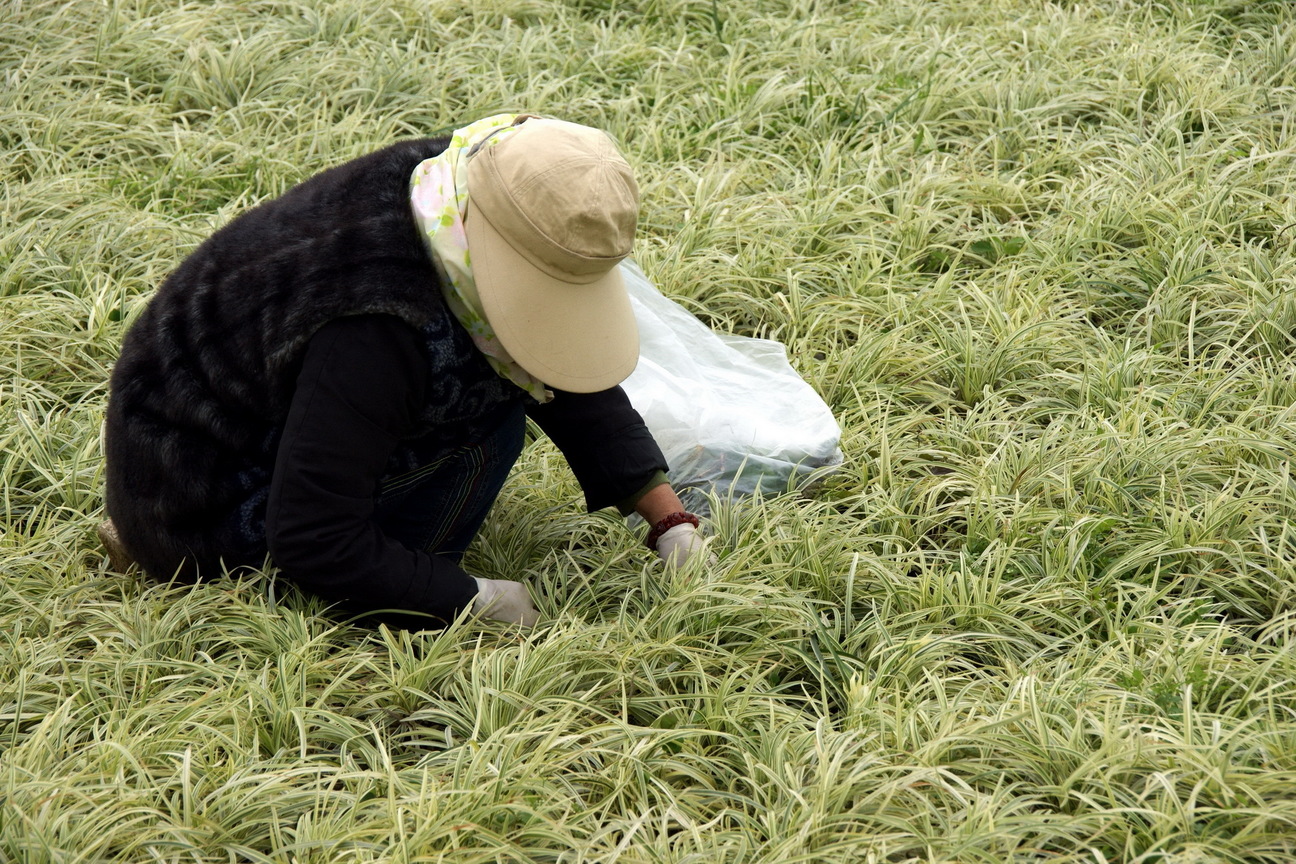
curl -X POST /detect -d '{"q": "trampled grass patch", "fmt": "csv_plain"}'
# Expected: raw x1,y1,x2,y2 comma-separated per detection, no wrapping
3,0,1296,860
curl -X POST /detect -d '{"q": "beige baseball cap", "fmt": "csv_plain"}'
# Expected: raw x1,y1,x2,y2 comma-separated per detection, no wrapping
465,118,640,393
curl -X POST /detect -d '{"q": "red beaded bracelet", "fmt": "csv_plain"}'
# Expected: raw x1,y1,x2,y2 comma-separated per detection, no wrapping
645,511,701,550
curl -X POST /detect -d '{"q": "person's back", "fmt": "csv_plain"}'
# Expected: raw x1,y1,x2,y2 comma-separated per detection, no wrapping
105,137,449,579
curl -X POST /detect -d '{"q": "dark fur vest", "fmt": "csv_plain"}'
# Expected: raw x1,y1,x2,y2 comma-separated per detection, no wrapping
105,137,519,580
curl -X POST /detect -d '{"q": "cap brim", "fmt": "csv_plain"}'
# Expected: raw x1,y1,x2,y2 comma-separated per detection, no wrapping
465,199,639,393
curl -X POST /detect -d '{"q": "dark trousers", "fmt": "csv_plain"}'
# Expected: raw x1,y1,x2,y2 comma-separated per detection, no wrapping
374,402,526,561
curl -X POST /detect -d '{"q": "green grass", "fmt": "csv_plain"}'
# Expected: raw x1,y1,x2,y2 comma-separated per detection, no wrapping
4,0,1296,860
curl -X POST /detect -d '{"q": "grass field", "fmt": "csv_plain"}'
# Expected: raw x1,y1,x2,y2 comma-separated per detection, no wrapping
4,0,1296,860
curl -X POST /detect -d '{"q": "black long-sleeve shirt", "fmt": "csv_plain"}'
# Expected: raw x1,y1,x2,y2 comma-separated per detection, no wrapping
264,314,667,624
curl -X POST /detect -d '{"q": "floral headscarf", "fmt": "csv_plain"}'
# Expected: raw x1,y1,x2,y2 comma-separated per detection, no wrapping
409,113,553,403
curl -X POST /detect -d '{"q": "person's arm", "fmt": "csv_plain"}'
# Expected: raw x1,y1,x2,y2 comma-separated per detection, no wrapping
526,387,709,566
525,385,668,513
634,481,687,526
265,314,479,625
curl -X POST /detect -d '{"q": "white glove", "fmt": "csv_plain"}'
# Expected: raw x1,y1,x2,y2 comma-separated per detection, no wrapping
655,523,711,569
471,577,539,627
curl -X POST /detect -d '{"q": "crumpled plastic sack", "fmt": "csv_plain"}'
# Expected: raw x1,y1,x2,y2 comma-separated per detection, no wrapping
619,259,843,514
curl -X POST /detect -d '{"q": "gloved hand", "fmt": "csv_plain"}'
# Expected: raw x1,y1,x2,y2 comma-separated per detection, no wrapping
655,523,711,569
471,577,539,627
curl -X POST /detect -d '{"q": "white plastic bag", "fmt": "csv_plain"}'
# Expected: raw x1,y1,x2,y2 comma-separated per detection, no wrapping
619,259,842,514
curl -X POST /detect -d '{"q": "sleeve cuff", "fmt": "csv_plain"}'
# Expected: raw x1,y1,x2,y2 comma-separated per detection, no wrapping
615,470,670,516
